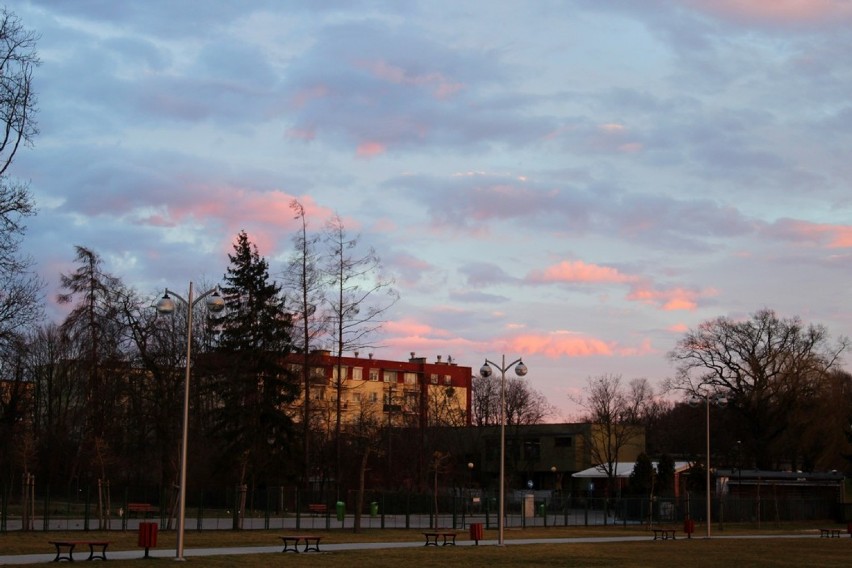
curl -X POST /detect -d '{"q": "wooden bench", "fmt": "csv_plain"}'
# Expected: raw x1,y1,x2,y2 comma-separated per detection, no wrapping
307,503,327,515
423,531,459,546
49,540,110,562
651,528,677,540
819,528,842,538
127,503,157,517
280,535,322,553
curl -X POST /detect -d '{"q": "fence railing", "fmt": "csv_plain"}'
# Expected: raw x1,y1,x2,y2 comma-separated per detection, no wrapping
0,484,844,532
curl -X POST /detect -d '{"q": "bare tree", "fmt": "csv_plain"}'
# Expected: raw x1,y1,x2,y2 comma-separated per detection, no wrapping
0,8,39,178
574,374,650,502
323,213,398,495
667,308,849,468
348,398,383,533
426,385,468,427
57,246,127,468
284,199,327,486
472,374,554,426
0,8,41,349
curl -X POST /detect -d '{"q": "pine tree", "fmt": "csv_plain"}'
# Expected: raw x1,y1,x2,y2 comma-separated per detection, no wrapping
208,231,299,488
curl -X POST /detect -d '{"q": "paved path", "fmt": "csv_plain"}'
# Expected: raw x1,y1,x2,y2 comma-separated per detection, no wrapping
0,533,826,565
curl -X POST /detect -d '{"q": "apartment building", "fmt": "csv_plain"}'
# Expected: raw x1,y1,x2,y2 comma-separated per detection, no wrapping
286,350,473,429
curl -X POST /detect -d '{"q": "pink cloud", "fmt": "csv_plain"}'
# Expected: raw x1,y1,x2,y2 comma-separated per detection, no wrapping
617,337,656,357
505,332,616,358
500,331,655,359
291,85,329,108
685,0,852,25
667,323,690,333
356,59,464,99
385,318,448,338
357,141,387,158
526,260,638,284
627,284,718,311
768,219,852,248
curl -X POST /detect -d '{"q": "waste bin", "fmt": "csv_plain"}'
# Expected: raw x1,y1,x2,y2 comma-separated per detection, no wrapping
469,522,483,545
138,522,158,558
370,501,379,517
683,518,695,539
336,501,345,522
538,503,546,517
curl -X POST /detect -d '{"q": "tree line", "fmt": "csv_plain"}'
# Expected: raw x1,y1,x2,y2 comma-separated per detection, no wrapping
575,311,852,500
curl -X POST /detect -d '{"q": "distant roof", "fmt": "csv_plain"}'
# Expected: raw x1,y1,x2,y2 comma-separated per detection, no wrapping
572,461,691,479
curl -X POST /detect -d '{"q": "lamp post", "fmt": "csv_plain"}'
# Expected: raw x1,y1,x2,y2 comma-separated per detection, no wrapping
156,282,225,561
479,355,528,546
467,462,474,515
689,391,727,539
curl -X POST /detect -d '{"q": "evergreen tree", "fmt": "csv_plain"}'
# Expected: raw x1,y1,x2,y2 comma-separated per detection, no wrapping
628,452,655,496
656,454,676,496
208,231,299,487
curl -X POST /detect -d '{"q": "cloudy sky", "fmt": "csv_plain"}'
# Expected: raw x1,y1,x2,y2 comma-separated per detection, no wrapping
12,0,852,418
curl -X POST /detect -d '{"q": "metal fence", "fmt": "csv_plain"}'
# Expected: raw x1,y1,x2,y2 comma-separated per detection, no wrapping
0,483,845,533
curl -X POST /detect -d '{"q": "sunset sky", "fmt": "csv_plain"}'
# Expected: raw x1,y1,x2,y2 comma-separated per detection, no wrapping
13,0,852,418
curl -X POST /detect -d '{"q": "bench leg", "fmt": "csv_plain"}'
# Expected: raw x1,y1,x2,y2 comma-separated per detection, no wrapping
88,543,108,561
53,543,75,562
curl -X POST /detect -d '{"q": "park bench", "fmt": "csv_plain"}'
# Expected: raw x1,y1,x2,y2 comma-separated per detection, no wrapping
49,540,110,561
127,502,157,517
280,534,322,553
651,528,677,540
423,531,459,546
307,503,327,515
819,528,842,538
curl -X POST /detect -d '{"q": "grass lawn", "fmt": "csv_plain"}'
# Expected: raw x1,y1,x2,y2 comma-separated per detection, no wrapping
1,525,850,566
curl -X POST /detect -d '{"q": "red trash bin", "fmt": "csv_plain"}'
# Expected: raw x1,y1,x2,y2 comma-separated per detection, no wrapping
683,518,695,539
138,522,158,558
469,522,484,545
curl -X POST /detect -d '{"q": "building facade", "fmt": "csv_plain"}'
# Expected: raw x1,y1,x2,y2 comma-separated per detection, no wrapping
286,350,473,429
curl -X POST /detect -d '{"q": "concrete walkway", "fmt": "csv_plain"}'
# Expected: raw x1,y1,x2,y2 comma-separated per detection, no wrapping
0,533,824,565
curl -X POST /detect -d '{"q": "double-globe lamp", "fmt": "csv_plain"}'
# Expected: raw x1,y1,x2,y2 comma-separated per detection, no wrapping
479,356,527,546
156,283,225,561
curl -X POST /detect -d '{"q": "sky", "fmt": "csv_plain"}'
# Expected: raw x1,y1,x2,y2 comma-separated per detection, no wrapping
11,0,852,419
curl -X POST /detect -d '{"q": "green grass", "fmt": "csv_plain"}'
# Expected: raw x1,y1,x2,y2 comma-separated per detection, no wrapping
1,525,850,567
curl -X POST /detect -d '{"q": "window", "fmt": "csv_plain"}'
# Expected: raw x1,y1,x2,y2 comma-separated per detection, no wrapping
351,367,363,380
369,392,378,402
554,436,572,448
404,372,417,385
384,370,396,383
405,392,418,408
523,439,541,462
444,375,452,386
430,373,439,385
369,369,379,381
353,392,362,402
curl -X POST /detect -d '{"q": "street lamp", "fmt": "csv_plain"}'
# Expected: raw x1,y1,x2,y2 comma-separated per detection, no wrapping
689,391,727,538
479,355,528,546
156,282,224,561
